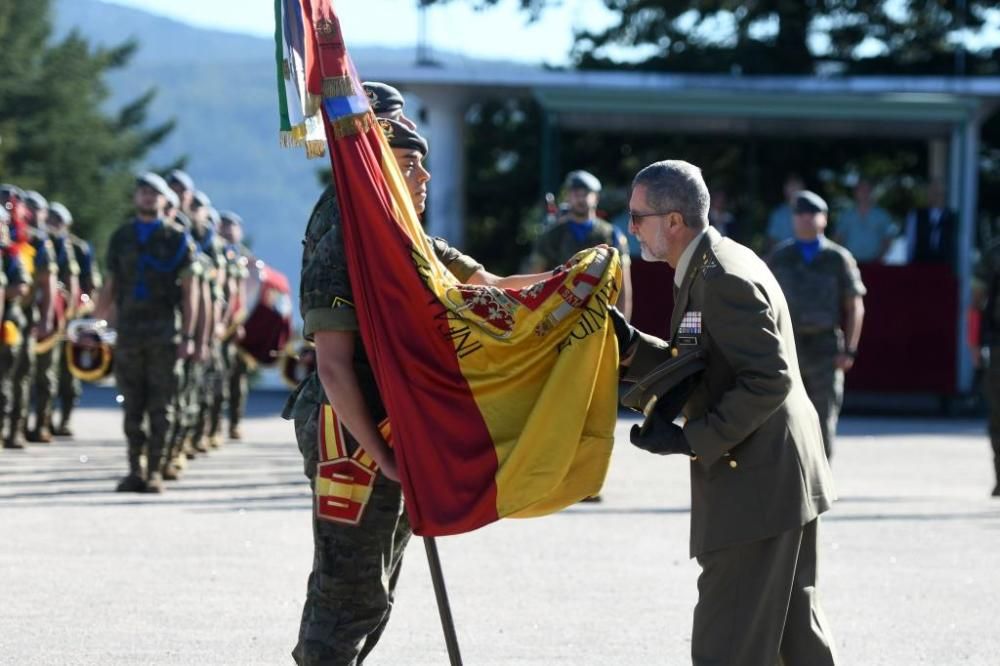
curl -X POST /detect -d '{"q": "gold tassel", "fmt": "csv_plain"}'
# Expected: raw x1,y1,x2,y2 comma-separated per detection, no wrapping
331,112,374,139
279,131,295,148
322,75,354,98
305,141,327,159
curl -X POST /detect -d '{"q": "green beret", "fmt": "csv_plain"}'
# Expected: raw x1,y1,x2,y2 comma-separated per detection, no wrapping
378,118,428,157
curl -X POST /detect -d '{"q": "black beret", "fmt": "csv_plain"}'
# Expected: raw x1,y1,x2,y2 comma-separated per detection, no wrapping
793,190,828,214
378,118,428,157
565,170,602,193
363,81,404,118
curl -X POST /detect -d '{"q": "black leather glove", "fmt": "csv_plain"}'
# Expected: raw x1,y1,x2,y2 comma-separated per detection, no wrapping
607,305,638,358
630,409,695,457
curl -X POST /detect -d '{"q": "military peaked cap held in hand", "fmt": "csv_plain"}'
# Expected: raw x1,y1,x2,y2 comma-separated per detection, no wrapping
621,348,707,421
24,190,49,211
379,118,428,157
564,170,602,193
167,169,195,192
363,81,404,117
793,190,828,215
192,190,212,208
49,202,73,225
219,210,243,226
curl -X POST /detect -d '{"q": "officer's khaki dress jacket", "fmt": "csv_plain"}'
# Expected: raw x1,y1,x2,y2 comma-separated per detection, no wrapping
628,227,835,557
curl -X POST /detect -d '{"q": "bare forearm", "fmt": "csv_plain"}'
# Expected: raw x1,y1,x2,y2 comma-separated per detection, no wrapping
318,359,392,466
468,269,549,290
844,297,865,352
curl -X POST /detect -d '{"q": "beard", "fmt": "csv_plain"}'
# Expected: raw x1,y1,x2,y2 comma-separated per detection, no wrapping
136,205,159,218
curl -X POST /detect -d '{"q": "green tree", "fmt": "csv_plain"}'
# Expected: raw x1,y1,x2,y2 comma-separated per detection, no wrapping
0,0,173,255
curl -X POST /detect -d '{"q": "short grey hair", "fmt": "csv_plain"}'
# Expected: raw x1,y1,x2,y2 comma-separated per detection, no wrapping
632,160,710,229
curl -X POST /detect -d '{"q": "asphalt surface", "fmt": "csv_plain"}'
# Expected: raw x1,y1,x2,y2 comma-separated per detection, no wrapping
1,389,998,665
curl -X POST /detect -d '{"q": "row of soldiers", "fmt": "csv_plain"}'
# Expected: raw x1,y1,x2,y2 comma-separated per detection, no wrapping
0,185,99,449
92,170,254,492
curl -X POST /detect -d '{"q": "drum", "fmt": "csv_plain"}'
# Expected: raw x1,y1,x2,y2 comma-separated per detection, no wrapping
238,259,293,366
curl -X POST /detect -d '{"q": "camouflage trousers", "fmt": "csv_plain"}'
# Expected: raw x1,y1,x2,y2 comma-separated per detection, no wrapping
206,340,229,439
56,339,83,427
114,341,181,476
284,374,411,666
30,339,60,433
193,343,222,445
227,342,249,431
796,330,843,460
0,338,23,443
9,332,36,444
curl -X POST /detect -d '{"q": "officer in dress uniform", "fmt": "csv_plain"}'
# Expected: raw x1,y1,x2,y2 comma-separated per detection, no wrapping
11,191,56,448
767,191,866,459
619,161,837,666
95,173,197,493
29,201,79,442
526,170,633,319
51,202,101,437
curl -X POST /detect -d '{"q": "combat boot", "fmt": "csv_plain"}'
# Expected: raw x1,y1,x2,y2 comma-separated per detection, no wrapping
116,474,146,492
208,433,222,450
192,436,210,454
144,471,165,494
228,425,242,441
26,425,53,444
53,417,73,438
3,435,27,450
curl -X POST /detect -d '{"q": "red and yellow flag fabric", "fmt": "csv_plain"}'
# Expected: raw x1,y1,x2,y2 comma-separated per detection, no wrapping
281,1,622,536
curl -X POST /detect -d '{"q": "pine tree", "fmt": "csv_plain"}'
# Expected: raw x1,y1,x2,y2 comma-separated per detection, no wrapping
0,0,174,255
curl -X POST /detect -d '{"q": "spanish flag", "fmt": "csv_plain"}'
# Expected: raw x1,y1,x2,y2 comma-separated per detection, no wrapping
280,0,621,536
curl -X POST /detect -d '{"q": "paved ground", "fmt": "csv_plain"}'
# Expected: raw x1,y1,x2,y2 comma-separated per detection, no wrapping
1,389,999,665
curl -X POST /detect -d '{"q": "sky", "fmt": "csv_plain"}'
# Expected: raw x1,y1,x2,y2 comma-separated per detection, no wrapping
101,1,1000,64
101,0,618,65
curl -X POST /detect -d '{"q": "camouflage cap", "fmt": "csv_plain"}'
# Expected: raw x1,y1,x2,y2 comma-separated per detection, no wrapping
49,202,73,225
24,190,49,211
379,118,428,157
793,190,828,214
363,81,404,118
167,169,195,192
564,170,602,193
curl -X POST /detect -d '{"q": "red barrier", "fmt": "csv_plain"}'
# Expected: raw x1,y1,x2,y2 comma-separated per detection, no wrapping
630,257,959,395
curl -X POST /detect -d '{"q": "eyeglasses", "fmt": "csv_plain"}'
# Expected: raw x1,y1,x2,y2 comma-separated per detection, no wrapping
628,210,673,226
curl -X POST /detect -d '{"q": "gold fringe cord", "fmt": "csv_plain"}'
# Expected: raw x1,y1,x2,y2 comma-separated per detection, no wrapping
322,76,355,99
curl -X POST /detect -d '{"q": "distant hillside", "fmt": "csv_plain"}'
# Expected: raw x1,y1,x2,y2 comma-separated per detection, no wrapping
51,0,427,316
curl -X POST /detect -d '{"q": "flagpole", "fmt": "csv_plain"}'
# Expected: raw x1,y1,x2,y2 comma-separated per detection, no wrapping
423,536,463,666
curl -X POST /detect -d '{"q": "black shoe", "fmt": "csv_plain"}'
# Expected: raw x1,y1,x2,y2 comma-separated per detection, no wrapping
579,494,603,503
52,423,73,438
116,474,147,493
992,484,1000,498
